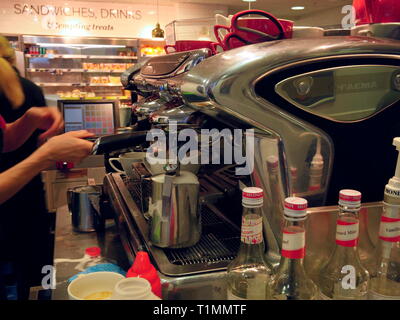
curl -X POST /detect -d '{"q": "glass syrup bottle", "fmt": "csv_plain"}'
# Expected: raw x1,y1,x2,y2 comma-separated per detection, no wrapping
319,189,370,300
369,137,400,299
269,197,320,300
226,187,273,300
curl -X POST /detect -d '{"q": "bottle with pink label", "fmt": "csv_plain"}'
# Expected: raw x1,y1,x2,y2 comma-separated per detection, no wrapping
269,197,320,300
369,137,400,300
318,189,370,300
226,187,273,300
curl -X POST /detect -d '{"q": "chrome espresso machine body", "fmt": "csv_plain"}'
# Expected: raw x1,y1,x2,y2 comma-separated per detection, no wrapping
181,36,400,260
102,36,400,299
127,49,212,126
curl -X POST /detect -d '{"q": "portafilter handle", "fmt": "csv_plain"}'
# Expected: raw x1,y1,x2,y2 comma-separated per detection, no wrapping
91,132,148,155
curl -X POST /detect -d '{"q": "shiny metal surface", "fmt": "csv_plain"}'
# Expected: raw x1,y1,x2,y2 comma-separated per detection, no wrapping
148,170,201,248
121,57,151,89
67,185,103,233
180,36,400,262
128,49,210,127
104,171,384,299
274,64,400,122
111,37,400,298
293,26,325,38
132,49,211,97
351,23,400,41
140,49,211,79
151,104,194,124
136,98,167,115
105,173,240,277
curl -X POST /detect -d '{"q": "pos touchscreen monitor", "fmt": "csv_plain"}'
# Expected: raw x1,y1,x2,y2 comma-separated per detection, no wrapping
58,100,119,137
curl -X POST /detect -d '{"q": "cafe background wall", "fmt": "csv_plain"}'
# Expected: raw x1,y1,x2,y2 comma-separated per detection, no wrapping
0,0,228,38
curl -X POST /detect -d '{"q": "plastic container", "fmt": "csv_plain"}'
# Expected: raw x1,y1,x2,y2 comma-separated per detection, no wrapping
55,247,119,274
111,278,161,300
165,17,217,45
78,247,109,269
126,251,162,298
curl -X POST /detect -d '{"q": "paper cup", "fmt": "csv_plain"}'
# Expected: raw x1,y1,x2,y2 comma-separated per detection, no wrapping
67,272,125,300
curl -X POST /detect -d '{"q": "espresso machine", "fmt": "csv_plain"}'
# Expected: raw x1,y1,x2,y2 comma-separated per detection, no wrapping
123,48,213,127
96,34,400,299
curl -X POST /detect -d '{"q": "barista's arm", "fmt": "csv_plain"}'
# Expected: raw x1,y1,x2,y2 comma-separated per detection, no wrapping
2,106,63,152
2,114,37,152
0,130,93,204
0,150,50,204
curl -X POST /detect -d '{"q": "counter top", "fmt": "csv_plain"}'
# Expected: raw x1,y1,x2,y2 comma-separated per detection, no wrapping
51,206,130,300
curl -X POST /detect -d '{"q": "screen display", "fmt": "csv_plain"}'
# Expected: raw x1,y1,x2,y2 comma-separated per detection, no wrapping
63,103,115,136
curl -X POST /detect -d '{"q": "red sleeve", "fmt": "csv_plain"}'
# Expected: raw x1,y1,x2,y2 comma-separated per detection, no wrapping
0,115,5,130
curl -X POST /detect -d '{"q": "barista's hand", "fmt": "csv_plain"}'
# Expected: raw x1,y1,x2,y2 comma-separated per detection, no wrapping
34,130,94,166
25,107,64,141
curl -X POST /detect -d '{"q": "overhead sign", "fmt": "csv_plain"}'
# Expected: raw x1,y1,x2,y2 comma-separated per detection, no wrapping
0,0,175,38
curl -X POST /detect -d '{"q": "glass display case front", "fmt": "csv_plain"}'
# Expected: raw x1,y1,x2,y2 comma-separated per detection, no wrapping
22,35,139,99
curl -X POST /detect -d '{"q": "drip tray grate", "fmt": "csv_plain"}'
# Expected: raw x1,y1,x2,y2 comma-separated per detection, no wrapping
163,206,240,265
121,174,241,270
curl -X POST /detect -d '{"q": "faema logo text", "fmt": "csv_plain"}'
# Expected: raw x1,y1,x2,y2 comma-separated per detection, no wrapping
145,121,255,176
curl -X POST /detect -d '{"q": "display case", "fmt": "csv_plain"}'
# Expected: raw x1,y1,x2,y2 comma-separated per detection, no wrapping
22,35,139,98
139,39,166,57
165,17,217,45
2,33,23,50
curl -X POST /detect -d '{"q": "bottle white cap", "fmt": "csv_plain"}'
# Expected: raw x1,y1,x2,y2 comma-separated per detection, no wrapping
385,138,400,199
242,187,264,207
338,189,361,207
284,197,308,220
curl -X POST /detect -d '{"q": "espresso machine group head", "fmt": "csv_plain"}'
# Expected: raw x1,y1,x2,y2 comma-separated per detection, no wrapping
121,48,213,128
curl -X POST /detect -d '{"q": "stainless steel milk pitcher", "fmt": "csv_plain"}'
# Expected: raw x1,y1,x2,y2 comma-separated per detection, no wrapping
148,165,201,248
67,185,103,233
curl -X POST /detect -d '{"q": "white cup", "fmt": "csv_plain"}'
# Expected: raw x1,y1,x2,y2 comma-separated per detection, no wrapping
144,150,200,175
108,152,146,178
111,277,161,300
67,272,125,300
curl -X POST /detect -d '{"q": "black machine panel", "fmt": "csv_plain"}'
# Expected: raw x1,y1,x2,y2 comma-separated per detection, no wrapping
255,57,400,205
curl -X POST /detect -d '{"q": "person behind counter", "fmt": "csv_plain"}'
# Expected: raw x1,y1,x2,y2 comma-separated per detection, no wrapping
0,36,94,300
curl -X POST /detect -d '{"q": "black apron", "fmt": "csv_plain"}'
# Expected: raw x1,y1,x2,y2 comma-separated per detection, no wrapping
0,75,51,290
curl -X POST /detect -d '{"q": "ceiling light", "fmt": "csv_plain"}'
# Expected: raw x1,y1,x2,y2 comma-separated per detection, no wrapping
242,0,257,2
152,0,164,39
291,6,305,10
